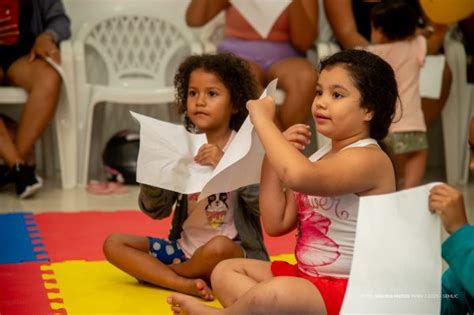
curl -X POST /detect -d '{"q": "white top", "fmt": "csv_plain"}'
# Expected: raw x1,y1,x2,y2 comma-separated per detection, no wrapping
178,131,239,257
295,138,378,278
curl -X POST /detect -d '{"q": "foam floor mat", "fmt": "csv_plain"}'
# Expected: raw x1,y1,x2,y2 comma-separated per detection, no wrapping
0,213,47,264
0,211,296,314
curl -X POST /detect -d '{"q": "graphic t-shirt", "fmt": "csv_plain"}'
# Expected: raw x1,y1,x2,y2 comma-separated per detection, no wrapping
178,131,238,257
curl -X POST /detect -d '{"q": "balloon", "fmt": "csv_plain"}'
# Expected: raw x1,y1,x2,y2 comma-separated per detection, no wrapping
419,0,474,24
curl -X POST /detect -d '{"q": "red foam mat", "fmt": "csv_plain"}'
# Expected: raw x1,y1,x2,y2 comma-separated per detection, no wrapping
0,262,62,315
35,210,172,262
35,210,295,262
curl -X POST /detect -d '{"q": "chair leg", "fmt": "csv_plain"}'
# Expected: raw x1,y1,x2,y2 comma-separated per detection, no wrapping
41,125,56,179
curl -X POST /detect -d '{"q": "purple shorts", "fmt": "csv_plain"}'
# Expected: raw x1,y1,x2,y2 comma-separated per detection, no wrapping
218,37,303,71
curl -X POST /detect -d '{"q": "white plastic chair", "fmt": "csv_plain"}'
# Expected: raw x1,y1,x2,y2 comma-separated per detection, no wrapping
73,10,203,185
0,41,77,189
442,27,474,185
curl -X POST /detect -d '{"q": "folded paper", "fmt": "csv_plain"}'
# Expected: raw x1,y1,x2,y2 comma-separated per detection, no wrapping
132,79,277,198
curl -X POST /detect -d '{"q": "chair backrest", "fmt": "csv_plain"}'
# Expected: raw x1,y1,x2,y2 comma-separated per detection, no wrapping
76,13,200,88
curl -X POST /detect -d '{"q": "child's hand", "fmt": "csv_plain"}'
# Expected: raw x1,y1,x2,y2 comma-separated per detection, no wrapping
283,124,311,150
429,183,468,234
246,96,276,125
194,144,224,167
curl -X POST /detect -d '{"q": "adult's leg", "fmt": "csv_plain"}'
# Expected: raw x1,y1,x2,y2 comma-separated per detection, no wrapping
0,117,22,167
170,235,244,281
0,67,22,166
103,233,213,300
401,149,428,189
244,59,265,91
267,57,318,129
168,276,327,315
391,153,407,190
6,56,61,159
211,258,273,307
422,62,452,129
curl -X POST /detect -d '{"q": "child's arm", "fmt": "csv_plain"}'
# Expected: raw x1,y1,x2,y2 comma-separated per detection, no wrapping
259,124,310,236
186,0,229,27
248,97,393,196
138,184,178,219
259,156,298,236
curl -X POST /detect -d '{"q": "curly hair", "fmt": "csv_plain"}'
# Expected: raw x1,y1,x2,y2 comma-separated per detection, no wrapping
320,49,398,140
371,0,418,41
174,53,259,132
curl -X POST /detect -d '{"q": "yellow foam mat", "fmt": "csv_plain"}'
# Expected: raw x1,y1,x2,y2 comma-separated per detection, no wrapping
48,254,295,315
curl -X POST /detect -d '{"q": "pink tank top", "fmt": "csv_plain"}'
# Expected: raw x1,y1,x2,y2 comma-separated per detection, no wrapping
224,6,290,41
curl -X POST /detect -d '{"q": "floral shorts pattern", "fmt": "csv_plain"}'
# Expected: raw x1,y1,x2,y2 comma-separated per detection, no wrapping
384,131,428,155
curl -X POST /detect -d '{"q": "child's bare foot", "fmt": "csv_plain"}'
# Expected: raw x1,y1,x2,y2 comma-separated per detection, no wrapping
196,279,213,300
167,293,221,315
174,277,214,300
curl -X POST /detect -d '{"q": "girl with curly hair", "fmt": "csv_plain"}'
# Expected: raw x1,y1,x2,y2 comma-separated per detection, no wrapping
103,53,268,301
168,49,398,315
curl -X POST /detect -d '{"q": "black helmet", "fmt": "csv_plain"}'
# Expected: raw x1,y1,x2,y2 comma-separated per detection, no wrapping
102,129,140,185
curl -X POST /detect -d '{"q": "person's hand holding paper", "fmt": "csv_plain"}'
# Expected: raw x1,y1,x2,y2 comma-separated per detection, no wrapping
132,79,278,197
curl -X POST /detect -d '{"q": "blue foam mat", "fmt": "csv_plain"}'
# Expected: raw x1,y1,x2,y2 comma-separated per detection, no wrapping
0,213,47,264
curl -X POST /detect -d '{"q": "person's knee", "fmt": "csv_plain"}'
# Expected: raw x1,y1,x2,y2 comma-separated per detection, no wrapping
210,258,237,287
102,233,125,258
281,64,318,94
203,235,240,259
210,259,228,281
33,62,61,92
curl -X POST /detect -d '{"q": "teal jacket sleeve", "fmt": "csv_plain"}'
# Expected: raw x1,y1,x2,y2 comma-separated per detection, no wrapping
442,224,474,296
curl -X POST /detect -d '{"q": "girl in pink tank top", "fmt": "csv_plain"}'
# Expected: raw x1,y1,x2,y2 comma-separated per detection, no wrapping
168,50,398,315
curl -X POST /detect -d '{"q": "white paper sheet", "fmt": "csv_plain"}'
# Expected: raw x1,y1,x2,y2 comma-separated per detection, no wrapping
132,79,277,196
341,183,442,314
230,0,291,39
420,55,445,99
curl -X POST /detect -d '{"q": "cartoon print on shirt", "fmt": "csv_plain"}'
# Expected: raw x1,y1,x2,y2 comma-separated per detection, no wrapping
205,193,229,228
294,192,340,275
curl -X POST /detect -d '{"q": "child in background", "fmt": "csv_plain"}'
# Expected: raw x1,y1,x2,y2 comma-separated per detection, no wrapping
429,183,473,314
167,49,397,315
103,53,269,301
366,0,428,189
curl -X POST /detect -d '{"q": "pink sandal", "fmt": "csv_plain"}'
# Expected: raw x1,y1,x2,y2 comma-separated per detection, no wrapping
86,181,129,195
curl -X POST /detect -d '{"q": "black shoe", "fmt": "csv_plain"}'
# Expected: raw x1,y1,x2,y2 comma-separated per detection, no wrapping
0,165,13,189
12,164,43,199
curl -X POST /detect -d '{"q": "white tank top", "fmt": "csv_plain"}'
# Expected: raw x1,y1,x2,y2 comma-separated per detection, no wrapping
295,138,379,278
